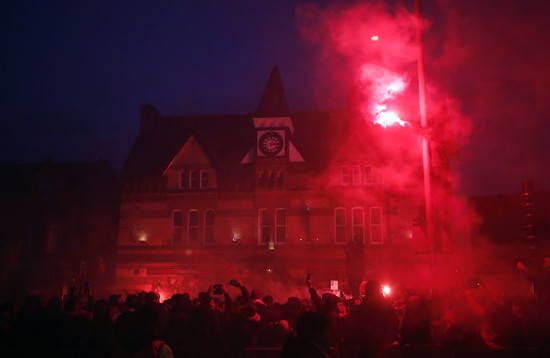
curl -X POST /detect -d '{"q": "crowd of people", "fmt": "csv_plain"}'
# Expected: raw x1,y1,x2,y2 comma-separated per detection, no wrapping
0,277,549,358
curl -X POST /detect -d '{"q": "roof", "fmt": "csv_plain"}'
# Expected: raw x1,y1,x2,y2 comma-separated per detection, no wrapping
254,66,290,118
120,68,358,181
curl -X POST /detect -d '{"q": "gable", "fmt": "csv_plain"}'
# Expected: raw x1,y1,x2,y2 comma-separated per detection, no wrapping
163,135,211,172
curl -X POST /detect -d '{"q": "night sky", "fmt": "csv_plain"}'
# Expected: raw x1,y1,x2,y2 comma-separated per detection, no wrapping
1,0,549,197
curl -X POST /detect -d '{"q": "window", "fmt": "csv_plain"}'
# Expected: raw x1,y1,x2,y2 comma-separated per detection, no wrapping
370,207,383,244
258,208,270,244
364,166,373,184
200,170,209,189
334,208,347,243
275,208,287,243
352,207,365,243
188,210,199,243
276,171,284,185
341,167,350,185
258,171,266,186
179,171,188,190
189,170,199,189
204,209,215,244
172,210,183,243
352,166,361,185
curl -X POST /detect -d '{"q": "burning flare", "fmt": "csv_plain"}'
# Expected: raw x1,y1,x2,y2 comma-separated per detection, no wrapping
374,105,407,128
360,64,409,128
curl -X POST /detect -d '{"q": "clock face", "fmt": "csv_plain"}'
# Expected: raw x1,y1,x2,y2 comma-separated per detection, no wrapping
258,131,284,156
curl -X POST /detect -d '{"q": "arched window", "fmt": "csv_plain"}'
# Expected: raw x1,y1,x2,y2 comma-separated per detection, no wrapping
172,210,183,244
370,207,383,244
258,208,270,244
334,208,347,244
204,209,215,244
275,208,287,243
188,209,199,243
352,207,365,243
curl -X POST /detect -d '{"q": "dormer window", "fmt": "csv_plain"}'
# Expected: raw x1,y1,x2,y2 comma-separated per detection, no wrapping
189,170,199,189
179,169,211,190
352,166,361,185
200,170,210,189
341,167,350,185
179,171,189,189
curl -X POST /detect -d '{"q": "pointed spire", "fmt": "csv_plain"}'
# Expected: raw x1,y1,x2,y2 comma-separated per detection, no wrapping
255,66,291,117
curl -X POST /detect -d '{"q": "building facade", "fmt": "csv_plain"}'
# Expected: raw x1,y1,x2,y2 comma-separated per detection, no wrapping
116,67,456,298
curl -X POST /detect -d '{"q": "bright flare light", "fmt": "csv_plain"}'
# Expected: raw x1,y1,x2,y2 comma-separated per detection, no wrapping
371,35,379,41
382,285,391,296
374,105,407,128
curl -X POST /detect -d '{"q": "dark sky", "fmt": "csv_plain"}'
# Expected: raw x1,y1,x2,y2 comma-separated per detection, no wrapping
1,0,549,197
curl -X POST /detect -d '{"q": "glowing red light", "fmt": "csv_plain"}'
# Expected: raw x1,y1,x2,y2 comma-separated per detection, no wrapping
374,105,407,128
382,285,391,296
371,35,379,41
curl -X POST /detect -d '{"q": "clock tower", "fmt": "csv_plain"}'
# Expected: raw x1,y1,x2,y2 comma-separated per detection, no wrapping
241,66,303,164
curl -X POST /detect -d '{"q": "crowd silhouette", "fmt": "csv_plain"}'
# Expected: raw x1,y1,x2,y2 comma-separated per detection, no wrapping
0,277,549,358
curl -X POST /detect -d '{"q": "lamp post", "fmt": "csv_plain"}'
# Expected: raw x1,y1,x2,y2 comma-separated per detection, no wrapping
414,0,435,267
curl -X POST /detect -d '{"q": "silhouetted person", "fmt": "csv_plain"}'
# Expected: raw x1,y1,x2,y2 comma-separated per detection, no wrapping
353,280,398,358
281,312,335,358
345,237,365,298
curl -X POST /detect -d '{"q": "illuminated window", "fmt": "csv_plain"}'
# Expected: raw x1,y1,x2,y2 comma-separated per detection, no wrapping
172,210,183,244
258,208,270,244
179,171,188,190
364,166,373,184
334,208,347,244
352,166,361,185
370,207,383,244
341,167,350,185
200,170,209,189
204,209,215,244
188,210,199,243
352,207,365,243
275,208,287,243
189,170,199,189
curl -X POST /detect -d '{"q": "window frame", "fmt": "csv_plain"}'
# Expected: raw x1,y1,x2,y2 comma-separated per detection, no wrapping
179,171,189,190
334,207,347,244
204,209,215,244
187,209,199,244
352,165,361,185
275,208,287,244
189,170,199,189
369,207,384,245
341,166,350,185
200,170,210,189
258,208,270,245
172,210,184,244
352,207,365,243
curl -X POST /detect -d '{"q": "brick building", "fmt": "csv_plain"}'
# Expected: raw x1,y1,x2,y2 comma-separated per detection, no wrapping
116,67,458,298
